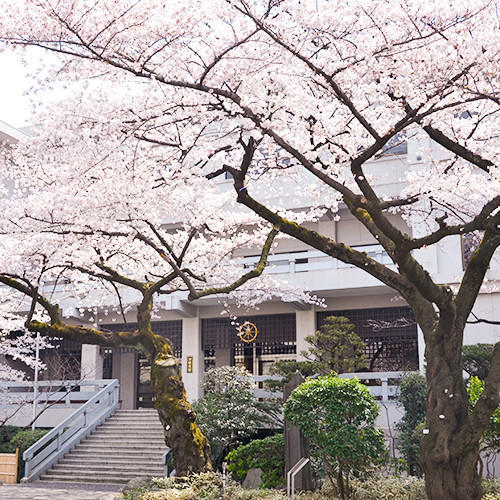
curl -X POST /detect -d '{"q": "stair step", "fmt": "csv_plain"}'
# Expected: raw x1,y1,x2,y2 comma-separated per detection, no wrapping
61,457,163,466
67,449,165,457
53,463,163,473
83,436,164,443
98,423,163,428
39,474,131,484
76,445,167,456
42,469,161,479
42,408,169,485
90,429,164,435
82,441,164,447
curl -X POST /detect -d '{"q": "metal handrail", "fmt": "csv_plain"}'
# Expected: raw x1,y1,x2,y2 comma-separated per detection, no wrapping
22,378,119,482
287,457,310,500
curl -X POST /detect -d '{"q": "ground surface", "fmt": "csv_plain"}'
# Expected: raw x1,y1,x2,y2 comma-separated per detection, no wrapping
0,482,122,500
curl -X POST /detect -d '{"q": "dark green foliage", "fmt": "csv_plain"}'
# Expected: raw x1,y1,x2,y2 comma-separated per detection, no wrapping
395,373,426,477
284,375,385,500
226,434,285,488
0,425,20,453
463,344,494,380
267,316,365,393
267,360,318,391
302,316,366,375
0,427,49,481
11,428,49,480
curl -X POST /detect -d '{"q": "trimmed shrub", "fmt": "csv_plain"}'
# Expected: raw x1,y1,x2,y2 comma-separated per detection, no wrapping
122,472,500,500
351,475,426,500
463,344,494,380
226,433,285,488
284,374,386,500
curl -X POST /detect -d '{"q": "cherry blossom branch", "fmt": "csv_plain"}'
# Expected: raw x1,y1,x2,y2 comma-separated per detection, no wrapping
186,226,279,300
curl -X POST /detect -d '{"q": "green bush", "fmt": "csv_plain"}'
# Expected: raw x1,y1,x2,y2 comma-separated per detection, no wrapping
395,373,426,476
302,316,366,375
284,375,386,500
226,433,285,488
0,425,20,453
350,475,426,500
10,429,49,481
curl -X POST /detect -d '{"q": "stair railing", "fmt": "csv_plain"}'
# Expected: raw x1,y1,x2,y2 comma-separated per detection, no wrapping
22,378,120,482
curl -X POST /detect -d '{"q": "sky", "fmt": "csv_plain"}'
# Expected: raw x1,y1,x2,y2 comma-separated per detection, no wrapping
1,51,32,127
0,48,49,128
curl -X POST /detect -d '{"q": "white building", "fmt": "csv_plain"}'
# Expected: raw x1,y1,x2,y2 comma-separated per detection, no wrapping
1,119,499,410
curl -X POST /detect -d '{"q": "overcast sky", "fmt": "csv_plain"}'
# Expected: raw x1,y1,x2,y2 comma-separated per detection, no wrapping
0,47,50,128
1,50,32,127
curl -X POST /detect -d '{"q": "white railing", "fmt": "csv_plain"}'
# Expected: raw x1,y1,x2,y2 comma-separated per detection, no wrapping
241,244,392,275
253,371,416,403
0,379,112,408
22,379,119,482
339,371,416,402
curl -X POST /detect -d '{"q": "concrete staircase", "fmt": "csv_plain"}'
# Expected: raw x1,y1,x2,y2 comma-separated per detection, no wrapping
39,408,167,485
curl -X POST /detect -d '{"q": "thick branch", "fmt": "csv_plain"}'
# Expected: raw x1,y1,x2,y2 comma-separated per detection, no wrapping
423,125,495,174
408,196,500,250
233,188,415,298
187,226,279,300
455,227,500,327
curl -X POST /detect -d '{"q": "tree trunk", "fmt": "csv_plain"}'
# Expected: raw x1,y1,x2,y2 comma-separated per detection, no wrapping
421,324,482,500
150,338,212,475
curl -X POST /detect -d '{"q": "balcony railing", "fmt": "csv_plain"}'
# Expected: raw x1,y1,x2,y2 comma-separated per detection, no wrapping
242,244,391,275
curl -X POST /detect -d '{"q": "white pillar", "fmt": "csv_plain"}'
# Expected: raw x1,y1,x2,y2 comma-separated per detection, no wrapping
182,316,203,402
80,344,104,392
417,325,426,374
296,308,316,360
118,351,137,409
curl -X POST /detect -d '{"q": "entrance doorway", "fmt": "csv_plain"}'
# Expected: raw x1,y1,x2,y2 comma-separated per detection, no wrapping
136,354,155,408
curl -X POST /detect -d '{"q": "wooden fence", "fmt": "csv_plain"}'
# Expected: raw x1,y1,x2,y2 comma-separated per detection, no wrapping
0,448,18,484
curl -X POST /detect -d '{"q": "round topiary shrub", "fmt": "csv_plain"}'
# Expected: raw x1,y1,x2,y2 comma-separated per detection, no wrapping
284,374,386,500
226,433,285,488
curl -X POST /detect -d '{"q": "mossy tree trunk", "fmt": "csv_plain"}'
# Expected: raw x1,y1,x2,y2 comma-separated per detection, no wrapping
150,339,211,475
421,321,482,500
18,287,213,475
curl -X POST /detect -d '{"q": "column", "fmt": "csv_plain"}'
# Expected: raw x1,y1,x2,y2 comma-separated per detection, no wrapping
80,344,104,391
182,316,203,402
118,351,137,409
296,308,316,360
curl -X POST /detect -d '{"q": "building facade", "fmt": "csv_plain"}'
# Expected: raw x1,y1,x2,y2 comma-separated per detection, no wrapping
1,120,499,407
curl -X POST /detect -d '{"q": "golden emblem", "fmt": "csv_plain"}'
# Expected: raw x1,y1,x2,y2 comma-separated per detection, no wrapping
237,321,258,343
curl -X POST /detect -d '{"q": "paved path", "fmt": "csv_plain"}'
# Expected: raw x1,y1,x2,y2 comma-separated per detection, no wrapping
0,483,122,500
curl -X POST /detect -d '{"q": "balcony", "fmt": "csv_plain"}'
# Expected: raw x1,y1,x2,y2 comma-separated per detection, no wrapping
242,244,392,275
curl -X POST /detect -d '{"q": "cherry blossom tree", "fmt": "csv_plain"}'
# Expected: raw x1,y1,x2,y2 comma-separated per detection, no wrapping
0,289,50,382
0,94,313,473
0,1,499,498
